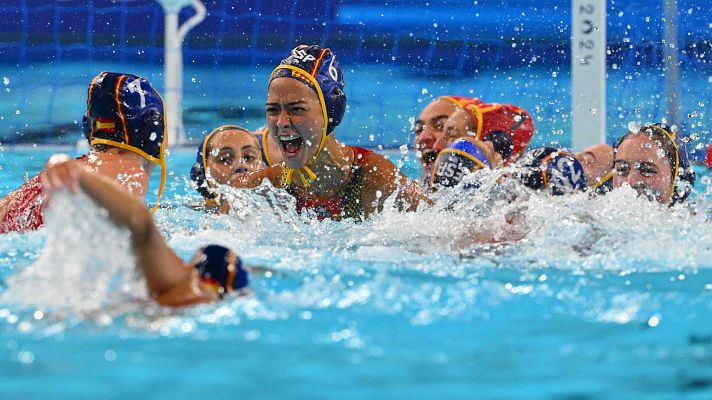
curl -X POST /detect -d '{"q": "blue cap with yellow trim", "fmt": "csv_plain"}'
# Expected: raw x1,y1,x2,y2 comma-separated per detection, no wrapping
82,72,167,210
268,45,346,188
430,138,491,191
195,245,249,297
271,45,346,134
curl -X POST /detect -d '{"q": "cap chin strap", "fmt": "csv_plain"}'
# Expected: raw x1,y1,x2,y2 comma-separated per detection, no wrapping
270,65,328,188
590,170,614,190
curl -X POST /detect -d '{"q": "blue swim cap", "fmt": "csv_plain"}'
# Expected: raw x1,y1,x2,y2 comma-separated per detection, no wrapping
270,45,346,135
82,71,167,209
517,147,587,195
190,125,251,199
82,72,165,163
194,245,248,297
430,138,491,191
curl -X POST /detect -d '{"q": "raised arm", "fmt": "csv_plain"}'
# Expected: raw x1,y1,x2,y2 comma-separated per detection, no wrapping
42,156,207,305
360,153,432,217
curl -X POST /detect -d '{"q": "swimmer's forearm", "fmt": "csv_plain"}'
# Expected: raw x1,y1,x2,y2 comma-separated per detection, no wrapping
396,175,432,210
76,168,152,234
76,168,194,297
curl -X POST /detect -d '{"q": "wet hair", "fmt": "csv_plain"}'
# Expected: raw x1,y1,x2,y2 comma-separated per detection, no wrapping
614,123,695,205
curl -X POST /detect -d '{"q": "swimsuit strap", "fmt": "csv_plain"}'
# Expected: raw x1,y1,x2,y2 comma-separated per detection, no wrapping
340,146,373,220
283,146,372,220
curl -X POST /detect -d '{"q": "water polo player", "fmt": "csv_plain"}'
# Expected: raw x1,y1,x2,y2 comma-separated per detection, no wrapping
191,125,265,209
434,96,535,166
0,72,167,233
413,97,460,186
613,123,695,206
42,157,250,307
229,44,429,220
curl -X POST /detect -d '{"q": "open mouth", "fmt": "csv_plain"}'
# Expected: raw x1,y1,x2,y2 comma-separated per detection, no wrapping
421,149,438,166
279,134,303,158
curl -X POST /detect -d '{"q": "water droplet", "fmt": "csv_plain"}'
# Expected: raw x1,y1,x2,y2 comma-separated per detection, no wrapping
647,315,660,327
15,110,20,115
17,351,34,364
104,350,117,362
399,144,408,155
149,132,157,141
2,76,9,86
421,88,428,95
369,134,375,142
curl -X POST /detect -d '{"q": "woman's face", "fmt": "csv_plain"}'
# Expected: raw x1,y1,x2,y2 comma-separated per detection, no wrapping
613,133,673,204
266,78,325,169
206,129,263,184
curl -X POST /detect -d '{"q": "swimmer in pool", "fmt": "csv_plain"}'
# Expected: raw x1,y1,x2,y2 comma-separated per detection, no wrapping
0,72,167,233
42,156,249,307
190,125,265,210
612,123,695,206
434,96,535,166
413,97,460,186
229,44,429,220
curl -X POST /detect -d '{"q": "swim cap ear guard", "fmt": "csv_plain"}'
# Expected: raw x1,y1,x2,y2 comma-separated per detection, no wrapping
430,138,490,192
194,245,249,297
190,136,215,200
654,123,695,206
517,147,587,195
482,130,513,160
82,71,167,211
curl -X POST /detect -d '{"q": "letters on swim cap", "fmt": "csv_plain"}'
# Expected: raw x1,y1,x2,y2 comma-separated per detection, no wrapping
430,138,491,191
82,71,167,210
517,147,587,195
270,45,346,135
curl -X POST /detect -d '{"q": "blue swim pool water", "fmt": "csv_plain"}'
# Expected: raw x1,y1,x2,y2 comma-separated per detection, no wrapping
1,146,712,399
